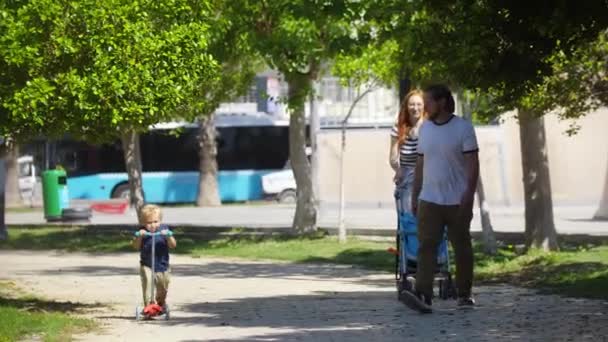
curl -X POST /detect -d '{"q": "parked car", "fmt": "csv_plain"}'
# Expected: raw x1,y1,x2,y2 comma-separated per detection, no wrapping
261,167,297,203
261,148,310,204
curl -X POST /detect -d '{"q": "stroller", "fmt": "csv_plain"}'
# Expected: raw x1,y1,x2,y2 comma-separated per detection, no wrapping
392,192,457,300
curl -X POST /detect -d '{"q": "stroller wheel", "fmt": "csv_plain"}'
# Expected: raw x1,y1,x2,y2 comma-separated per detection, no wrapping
397,275,415,300
439,279,450,300
135,306,141,321
396,280,402,299
450,283,458,300
447,274,458,299
396,277,407,300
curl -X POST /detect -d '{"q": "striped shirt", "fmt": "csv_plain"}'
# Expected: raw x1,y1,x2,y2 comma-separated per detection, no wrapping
391,124,418,167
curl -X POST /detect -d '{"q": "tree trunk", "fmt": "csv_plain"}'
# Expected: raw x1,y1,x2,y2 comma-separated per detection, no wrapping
398,77,411,103
0,152,6,241
121,130,145,215
337,83,377,243
5,143,23,208
476,177,497,255
593,152,608,220
459,91,497,254
287,74,317,233
196,113,221,206
518,110,559,251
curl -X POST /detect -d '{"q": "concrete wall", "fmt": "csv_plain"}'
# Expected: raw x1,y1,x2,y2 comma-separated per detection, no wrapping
318,128,395,207
500,108,608,206
317,107,608,207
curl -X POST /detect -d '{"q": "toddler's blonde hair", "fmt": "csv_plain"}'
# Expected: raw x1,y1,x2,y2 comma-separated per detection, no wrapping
139,204,162,224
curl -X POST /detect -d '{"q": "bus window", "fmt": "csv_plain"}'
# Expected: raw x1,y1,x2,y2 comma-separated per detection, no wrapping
216,126,289,170
141,128,199,171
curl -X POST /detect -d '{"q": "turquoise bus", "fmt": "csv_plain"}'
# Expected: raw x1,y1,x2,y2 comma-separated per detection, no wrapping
44,114,291,203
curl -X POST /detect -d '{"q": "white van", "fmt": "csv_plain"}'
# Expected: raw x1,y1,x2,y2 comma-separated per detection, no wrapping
17,155,38,203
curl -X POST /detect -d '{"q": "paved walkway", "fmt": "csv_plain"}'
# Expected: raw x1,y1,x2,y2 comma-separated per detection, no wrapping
6,203,608,236
2,250,607,341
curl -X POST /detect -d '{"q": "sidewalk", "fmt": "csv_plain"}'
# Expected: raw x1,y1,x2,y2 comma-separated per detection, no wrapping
6,203,608,237
5,250,607,341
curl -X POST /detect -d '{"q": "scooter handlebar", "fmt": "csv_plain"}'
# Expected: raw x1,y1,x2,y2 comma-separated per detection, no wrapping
134,230,173,237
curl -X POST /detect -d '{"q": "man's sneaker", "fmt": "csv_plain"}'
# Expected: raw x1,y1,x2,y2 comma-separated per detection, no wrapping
457,297,476,307
399,289,432,314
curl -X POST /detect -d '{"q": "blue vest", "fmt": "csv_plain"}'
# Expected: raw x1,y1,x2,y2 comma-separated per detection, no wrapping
139,224,171,272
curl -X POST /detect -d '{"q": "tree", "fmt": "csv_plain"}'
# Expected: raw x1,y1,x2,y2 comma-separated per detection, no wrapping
4,140,23,208
1,0,220,216
596,166,608,220
193,6,259,207
231,0,378,232
533,30,608,220
0,157,5,240
459,90,497,255
332,41,400,242
387,0,608,251
197,114,221,206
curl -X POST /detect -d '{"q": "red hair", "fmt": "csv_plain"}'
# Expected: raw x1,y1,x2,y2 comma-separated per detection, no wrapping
396,90,425,145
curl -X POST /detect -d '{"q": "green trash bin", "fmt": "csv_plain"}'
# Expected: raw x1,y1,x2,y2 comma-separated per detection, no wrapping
42,169,69,221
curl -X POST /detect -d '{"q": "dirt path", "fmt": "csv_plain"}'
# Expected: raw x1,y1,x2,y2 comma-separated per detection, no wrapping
2,250,607,341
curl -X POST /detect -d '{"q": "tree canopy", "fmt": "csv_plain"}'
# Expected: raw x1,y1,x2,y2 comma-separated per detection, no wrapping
0,0,220,143
386,0,608,118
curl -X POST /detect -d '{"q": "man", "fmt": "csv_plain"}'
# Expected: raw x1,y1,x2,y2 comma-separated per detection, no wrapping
401,84,480,313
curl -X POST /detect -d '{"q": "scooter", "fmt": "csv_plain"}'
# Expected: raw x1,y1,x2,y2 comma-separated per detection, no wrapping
134,230,173,321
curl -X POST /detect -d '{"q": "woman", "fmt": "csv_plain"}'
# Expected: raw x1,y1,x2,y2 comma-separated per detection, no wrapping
389,89,425,214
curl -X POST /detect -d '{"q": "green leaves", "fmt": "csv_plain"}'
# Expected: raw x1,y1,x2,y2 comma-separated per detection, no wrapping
228,0,381,110
529,30,608,134
380,0,608,123
333,40,400,88
181,0,260,118
3,0,604,144
0,0,220,143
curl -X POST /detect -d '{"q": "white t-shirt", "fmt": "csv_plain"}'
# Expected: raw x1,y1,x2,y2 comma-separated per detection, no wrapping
417,115,479,205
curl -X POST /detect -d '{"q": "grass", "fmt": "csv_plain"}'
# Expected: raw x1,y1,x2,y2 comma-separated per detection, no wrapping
475,244,608,299
181,234,394,271
5,206,41,213
0,281,96,342
1,227,134,253
1,227,393,270
2,227,608,300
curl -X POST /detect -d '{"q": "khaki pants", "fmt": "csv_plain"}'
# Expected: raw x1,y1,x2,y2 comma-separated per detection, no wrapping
140,265,170,306
415,200,474,298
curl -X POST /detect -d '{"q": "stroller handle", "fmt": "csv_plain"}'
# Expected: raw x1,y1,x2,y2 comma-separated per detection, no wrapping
134,230,173,237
